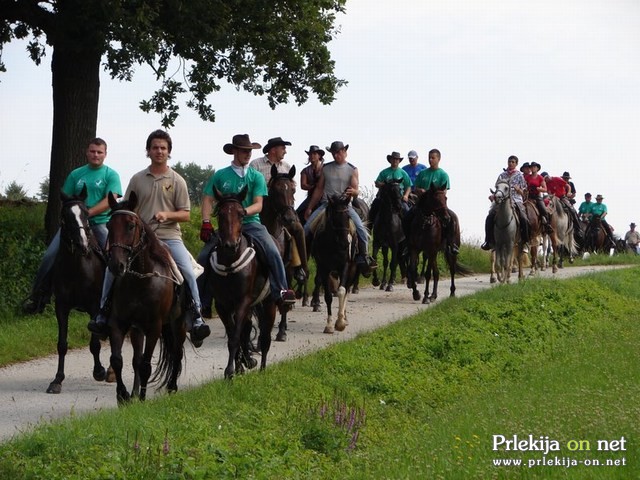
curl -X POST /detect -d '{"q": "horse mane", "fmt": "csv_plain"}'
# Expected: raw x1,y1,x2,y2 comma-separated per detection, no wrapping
142,222,174,269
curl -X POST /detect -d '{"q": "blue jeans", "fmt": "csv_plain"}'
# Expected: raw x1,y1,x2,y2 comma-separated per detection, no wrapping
31,224,108,297
100,238,201,311
242,222,288,299
304,201,369,244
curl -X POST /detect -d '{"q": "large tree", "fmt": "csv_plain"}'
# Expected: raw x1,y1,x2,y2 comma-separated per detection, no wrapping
0,0,347,239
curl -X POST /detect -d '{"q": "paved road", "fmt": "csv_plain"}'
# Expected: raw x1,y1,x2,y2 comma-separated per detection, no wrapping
0,265,626,442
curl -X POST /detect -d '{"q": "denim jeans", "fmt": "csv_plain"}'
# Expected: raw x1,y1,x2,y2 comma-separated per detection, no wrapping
242,222,288,299
303,201,369,243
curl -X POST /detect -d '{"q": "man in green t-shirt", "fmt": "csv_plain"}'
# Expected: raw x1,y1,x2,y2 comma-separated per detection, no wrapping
589,194,616,247
369,151,412,226
23,138,122,314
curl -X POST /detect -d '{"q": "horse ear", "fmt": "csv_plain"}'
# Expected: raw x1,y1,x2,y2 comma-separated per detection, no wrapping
239,185,249,202
128,191,138,211
108,191,118,210
79,184,88,201
271,164,278,180
288,165,296,179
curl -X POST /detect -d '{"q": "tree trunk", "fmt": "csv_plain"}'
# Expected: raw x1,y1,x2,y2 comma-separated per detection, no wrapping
44,44,101,241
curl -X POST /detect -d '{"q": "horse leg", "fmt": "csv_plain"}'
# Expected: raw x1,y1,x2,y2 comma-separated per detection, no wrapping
129,329,144,400
109,327,130,405
240,312,258,370
423,258,433,304
138,330,159,402
47,305,71,394
323,279,334,334
446,251,456,297
275,303,288,342
385,247,396,292
381,246,390,290
408,249,421,301
166,317,186,394
311,273,322,312
371,243,381,287
351,273,360,294
430,257,439,301
335,286,348,332
258,301,277,370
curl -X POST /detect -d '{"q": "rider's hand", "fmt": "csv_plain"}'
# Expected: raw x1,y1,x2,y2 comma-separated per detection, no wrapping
200,220,214,242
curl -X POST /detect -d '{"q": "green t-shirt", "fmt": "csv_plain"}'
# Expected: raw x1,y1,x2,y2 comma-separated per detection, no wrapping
62,164,122,225
204,166,267,225
578,201,593,215
375,167,412,191
590,203,607,217
414,167,450,190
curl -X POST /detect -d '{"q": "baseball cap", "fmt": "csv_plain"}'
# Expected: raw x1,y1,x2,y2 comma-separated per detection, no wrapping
407,150,418,159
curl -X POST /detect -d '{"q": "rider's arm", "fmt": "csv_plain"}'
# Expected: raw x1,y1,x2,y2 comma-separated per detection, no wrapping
300,169,313,191
305,173,325,217
246,195,263,216
88,197,111,218
538,179,547,193
201,194,214,222
345,168,359,198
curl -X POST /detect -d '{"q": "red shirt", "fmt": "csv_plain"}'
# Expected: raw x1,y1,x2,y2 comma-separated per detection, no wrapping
545,176,569,197
526,174,544,199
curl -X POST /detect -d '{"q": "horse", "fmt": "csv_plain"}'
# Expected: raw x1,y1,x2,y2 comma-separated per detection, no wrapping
208,187,277,379
489,180,524,283
521,198,546,276
548,195,578,268
310,193,359,333
105,191,187,403
260,164,307,342
407,185,471,303
47,186,110,394
583,214,609,254
371,178,405,292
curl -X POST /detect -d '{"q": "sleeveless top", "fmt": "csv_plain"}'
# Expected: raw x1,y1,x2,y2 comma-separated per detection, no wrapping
323,161,355,198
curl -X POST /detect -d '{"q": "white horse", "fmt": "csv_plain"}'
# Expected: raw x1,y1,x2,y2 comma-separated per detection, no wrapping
489,180,524,283
548,196,578,270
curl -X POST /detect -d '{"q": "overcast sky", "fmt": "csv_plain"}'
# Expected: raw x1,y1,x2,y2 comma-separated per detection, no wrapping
1,0,639,241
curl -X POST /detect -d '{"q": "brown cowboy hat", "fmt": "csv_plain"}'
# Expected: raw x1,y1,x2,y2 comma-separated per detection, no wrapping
326,141,349,153
223,134,261,154
595,194,604,200
386,151,404,163
262,136,292,154
305,145,325,157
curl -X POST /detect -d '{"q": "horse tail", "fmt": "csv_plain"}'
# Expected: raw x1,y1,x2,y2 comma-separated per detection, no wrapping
454,260,474,277
150,322,184,390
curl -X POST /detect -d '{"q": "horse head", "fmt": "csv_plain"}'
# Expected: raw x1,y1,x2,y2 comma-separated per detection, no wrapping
492,180,511,204
417,184,448,214
326,194,353,236
214,186,248,256
380,178,404,212
267,164,298,225
59,184,93,254
106,191,146,277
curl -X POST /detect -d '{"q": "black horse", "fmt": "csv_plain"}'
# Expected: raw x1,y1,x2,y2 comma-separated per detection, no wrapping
47,185,110,394
371,178,405,291
309,194,359,334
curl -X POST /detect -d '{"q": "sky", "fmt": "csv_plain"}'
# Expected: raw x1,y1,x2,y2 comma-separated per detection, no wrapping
1,0,639,242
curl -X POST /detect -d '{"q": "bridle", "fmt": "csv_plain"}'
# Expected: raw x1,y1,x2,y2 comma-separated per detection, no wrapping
107,209,147,272
60,200,93,255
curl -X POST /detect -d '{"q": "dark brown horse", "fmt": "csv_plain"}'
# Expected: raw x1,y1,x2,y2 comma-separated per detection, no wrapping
261,164,307,341
105,192,187,403
371,178,405,292
208,187,277,379
521,198,547,276
309,194,358,333
407,185,470,303
47,186,110,394
583,214,609,254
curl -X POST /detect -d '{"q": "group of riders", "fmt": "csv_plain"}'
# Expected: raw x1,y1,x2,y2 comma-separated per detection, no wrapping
478,155,630,256
21,133,636,346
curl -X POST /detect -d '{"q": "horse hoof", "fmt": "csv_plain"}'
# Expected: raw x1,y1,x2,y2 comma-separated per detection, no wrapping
422,297,431,304
93,366,107,382
323,325,334,334
106,366,116,383
244,356,258,369
412,290,421,301
490,277,497,284
372,279,380,287
385,284,394,292
46,383,61,394
351,287,359,294
335,320,347,332
313,305,321,313
275,331,287,342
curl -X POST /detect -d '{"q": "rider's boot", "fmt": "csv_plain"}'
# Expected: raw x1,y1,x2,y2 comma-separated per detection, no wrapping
481,210,496,250
355,238,374,277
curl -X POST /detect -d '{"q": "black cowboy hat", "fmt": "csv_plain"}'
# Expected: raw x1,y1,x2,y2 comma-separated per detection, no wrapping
223,134,261,154
530,161,541,170
262,136,292,154
305,145,325,157
519,162,531,172
630,222,636,228
562,171,572,179
386,151,404,163
326,141,349,153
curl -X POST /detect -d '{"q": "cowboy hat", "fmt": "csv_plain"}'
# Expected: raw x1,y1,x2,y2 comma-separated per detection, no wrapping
305,145,325,157
584,192,592,197
630,222,636,228
262,136,292,154
595,194,604,200
519,162,531,172
326,141,349,153
530,161,541,170
387,151,403,163
562,171,572,179
223,134,261,154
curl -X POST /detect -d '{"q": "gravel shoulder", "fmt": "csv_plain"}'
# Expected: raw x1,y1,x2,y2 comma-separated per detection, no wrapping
0,264,627,442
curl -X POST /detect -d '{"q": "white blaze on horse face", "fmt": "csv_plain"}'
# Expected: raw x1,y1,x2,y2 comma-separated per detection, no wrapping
71,204,89,248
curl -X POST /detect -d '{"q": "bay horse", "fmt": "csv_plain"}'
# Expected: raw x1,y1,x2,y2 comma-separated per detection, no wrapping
47,185,110,394
371,178,405,292
583,214,609,254
106,191,187,403
261,164,307,342
521,198,546,276
489,180,523,283
407,185,470,303
310,193,358,333
548,195,578,268
208,187,277,379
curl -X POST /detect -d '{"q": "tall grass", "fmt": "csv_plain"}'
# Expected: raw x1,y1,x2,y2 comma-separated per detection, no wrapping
1,268,638,478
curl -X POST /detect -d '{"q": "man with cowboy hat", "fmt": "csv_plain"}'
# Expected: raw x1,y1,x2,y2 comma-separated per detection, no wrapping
624,222,640,254
198,134,296,311
589,194,616,248
303,140,377,275
369,151,412,227
249,136,293,182
296,145,325,223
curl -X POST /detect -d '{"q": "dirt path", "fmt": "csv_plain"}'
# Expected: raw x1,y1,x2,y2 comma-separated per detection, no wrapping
0,265,625,442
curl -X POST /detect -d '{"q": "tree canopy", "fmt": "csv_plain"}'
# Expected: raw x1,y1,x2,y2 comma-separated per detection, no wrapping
0,0,347,238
